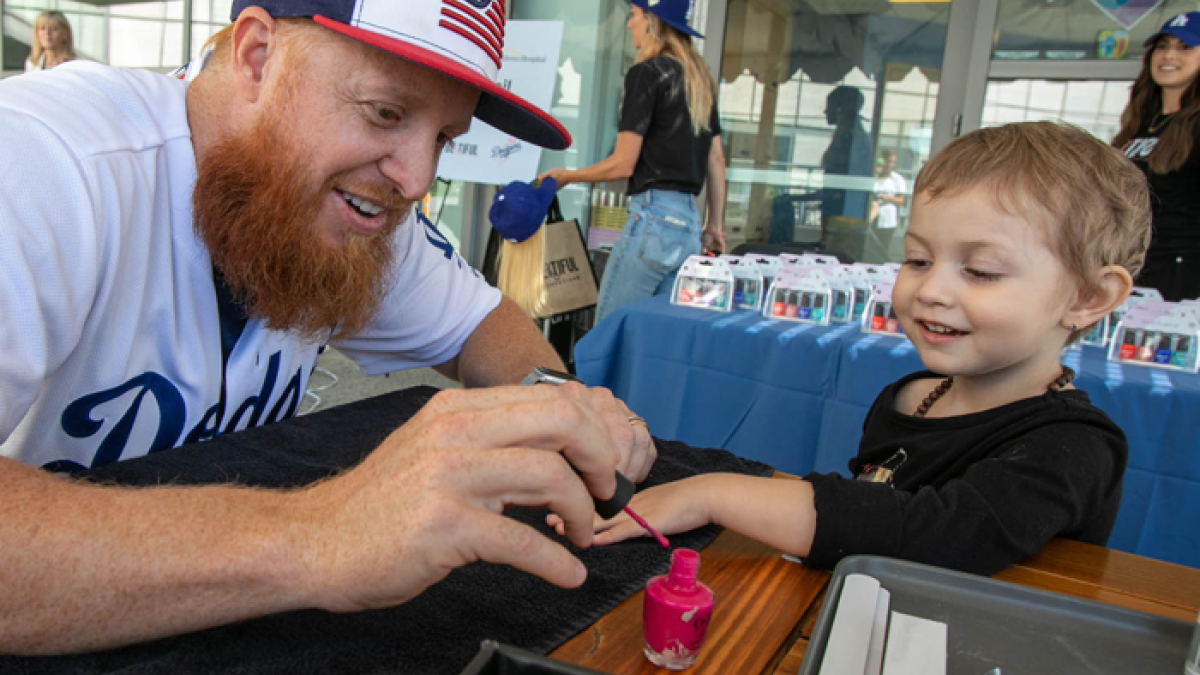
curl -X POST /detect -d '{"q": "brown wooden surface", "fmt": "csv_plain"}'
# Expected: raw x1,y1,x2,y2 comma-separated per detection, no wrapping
771,538,1200,675
549,528,829,675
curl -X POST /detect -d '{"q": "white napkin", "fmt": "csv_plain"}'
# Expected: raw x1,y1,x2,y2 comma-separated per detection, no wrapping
819,574,889,675
881,612,947,675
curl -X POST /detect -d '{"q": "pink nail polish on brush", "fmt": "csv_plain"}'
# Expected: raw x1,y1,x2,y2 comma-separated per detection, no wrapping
624,506,670,548
643,548,714,670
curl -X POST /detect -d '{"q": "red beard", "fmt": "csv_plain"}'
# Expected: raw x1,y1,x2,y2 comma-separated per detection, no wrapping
191,78,409,341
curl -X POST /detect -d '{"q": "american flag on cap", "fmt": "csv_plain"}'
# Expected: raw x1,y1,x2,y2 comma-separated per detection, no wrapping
230,0,571,150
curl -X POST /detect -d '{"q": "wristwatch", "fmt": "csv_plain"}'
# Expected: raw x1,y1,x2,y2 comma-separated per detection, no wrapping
520,366,580,386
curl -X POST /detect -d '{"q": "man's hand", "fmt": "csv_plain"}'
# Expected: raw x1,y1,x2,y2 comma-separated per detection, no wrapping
583,386,656,483
295,383,623,613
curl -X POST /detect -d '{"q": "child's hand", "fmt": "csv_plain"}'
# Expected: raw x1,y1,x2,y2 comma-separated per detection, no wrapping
544,476,715,545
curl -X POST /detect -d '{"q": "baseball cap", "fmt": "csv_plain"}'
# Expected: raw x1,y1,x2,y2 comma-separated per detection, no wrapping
489,177,556,243
630,0,704,39
1145,12,1200,48
231,1,571,150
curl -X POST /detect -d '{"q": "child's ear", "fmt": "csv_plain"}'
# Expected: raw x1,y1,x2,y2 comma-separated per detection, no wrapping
1063,265,1133,331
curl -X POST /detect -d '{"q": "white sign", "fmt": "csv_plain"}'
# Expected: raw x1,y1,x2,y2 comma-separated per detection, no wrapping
435,20,564,186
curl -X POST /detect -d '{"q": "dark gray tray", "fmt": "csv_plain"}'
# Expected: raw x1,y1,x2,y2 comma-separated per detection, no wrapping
799,555,1194,675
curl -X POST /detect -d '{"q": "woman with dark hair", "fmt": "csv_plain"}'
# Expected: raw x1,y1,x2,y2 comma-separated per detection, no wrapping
540,0,725,323
1115,12,1200,300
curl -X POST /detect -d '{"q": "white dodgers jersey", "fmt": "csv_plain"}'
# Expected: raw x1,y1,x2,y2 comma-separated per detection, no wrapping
0,62,500,470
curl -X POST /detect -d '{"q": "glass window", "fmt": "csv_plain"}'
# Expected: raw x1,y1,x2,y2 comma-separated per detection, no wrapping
6,0,189,70
982,79,1132,141
994,0,1196,61
190,0,233,61
720,0,950,263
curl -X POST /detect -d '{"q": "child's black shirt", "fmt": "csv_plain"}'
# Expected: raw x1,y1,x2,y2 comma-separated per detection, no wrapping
803,370,1128,575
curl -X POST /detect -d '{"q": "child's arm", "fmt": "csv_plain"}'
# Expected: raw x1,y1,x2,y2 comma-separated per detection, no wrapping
589,474,818,557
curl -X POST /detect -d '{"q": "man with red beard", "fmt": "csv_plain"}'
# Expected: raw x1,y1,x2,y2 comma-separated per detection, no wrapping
0,2,656,654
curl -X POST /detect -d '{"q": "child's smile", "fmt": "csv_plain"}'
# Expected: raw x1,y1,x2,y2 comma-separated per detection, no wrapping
893,186,1078,403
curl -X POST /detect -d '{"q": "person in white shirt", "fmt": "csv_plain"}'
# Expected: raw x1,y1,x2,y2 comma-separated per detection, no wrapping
872,149,907,255
23,10,76,72
0,1,655,655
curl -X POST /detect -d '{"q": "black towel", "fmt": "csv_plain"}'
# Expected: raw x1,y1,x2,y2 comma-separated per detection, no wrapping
2,387,773,675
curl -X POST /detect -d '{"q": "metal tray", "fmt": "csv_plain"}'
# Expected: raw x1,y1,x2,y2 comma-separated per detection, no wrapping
799,555,1193,675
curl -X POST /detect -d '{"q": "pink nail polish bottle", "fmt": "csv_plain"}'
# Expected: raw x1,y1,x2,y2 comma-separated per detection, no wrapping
643,548,714,670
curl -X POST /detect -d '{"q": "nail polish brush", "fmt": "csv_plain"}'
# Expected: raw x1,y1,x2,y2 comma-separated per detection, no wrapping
593,472,669,548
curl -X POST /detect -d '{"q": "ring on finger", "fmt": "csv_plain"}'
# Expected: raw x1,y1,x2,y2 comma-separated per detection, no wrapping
627,414,647,427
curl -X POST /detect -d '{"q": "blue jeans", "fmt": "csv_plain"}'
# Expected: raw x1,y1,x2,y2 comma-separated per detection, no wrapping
595,189,702,324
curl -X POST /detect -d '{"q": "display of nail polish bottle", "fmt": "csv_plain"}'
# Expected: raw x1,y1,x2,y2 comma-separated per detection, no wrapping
713,281,728,309
1174,336,1194,369
772,288,787,317
1139,332,1158,362
885,306,899,333
744,280,758,309
643,549,714,670
781,290,795,318
1155,334,1174,365
732,279,744,308
811,294,826,322
677,278,694,304
870,304,886,331
797,292,812,320
853,290,867,320
1118,330,1138,360
832,290,848,320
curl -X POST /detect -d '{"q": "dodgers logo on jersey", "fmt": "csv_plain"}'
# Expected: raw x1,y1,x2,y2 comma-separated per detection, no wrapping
59,351,304,470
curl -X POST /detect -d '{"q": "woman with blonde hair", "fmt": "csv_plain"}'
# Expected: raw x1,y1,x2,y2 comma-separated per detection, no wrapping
540,0,725,323
25,10,76,72
1115,12,1200,300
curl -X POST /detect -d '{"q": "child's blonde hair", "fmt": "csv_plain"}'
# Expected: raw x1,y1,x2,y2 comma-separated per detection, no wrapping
915,122,1151,308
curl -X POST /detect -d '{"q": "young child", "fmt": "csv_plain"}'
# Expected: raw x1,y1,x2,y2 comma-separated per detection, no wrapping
583,121,1152,576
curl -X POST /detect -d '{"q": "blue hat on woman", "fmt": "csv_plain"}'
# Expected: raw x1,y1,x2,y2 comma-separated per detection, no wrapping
630,0,704,39
1145,12,1200,48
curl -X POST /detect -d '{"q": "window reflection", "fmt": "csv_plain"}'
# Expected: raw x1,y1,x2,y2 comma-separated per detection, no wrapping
719,0,949,263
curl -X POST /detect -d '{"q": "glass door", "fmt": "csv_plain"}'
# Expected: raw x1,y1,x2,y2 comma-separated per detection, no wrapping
718,0,954,264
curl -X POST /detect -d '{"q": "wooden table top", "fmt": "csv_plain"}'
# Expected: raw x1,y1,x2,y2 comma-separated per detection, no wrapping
551,533,1200,675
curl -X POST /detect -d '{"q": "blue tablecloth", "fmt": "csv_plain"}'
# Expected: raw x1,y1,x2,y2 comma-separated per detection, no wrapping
576,295,1200,568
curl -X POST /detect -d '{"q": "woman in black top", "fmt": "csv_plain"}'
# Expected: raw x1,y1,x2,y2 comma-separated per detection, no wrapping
540,0,726,323
1116,12,1200,301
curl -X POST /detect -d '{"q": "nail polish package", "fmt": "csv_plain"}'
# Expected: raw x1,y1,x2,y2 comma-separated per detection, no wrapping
851,263,897,286
816,266,860,323
761,268,833,325
719,254,765,311
780,252,841,269
778,252,814,269
747,255,782,294
861,281,908,338
1107,300,1200,372
839,266,876,322
671,256,734,313
643,549,714,670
